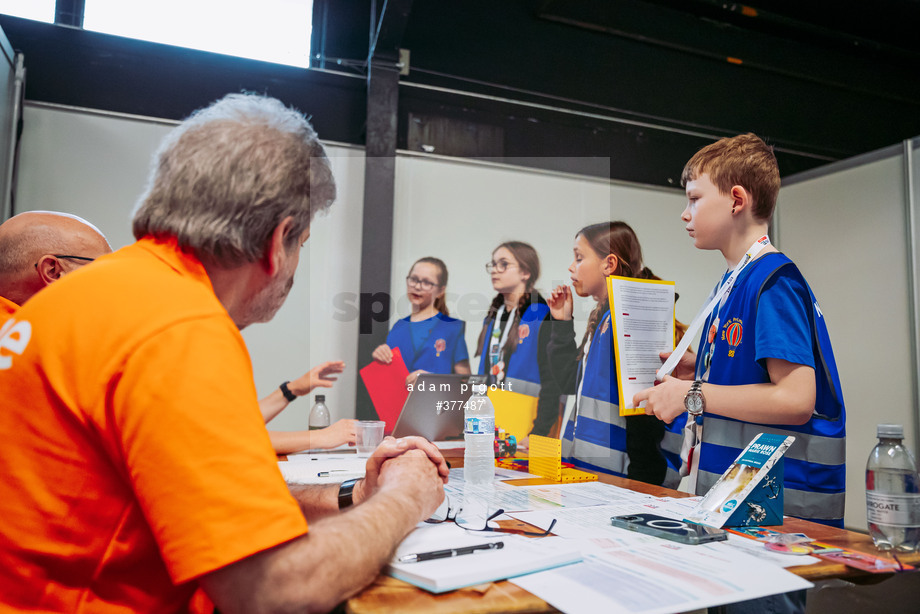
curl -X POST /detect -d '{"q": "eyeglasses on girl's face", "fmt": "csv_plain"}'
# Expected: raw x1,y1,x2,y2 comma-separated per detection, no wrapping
406,275,438,291
485,260,518,274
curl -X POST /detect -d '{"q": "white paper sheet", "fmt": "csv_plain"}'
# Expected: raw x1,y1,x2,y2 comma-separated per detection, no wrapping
494,467,536,480
434,440,466,450
444,473,634,515
512,535,812,613
278,456,367,483
284,453,359,463
608,276,675,412
509,501,817,570
510,504,672,538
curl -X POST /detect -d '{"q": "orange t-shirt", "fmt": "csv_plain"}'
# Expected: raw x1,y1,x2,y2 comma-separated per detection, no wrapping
0,237,308,613
0,294,17,329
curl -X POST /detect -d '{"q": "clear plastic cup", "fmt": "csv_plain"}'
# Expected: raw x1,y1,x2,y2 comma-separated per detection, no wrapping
355,420,386,455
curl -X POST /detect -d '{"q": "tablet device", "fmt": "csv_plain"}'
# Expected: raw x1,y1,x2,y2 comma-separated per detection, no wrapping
391,373,472,441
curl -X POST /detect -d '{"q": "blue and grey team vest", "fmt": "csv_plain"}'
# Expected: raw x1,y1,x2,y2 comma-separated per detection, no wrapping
667,254,846,526
560,310,632,477
476,303,548,440
386,313,466,374
477,302,549,399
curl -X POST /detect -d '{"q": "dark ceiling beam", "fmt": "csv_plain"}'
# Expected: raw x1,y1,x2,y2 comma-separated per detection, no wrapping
642,0,920,65
54,0,85,28
537,0,920,107
355,0,413,420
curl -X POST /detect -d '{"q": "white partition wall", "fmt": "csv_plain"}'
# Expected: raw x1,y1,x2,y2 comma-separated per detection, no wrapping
16,103,175,248
777,145,920,530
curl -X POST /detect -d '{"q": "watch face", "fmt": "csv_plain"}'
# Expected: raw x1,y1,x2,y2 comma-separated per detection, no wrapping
685,392,704,414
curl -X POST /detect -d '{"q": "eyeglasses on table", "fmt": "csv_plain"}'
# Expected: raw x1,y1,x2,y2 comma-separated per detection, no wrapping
425,495,556,537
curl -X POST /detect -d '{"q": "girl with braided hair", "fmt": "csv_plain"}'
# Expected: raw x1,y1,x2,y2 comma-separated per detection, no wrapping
474,242,561,446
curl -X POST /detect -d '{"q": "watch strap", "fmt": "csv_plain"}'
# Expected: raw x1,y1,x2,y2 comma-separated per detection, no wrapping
338,478,359,509
279,381,297,403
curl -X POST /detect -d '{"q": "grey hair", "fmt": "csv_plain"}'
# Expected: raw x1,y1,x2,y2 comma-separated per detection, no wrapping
132,93,336,267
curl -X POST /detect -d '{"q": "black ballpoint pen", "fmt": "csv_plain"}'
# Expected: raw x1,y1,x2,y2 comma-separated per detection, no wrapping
398,541,504,563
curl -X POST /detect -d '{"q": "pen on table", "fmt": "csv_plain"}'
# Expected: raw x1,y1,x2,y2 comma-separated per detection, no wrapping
317,470,365,478
397,541,504,563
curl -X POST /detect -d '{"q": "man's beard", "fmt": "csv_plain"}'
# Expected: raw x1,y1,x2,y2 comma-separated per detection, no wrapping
238,268,296,328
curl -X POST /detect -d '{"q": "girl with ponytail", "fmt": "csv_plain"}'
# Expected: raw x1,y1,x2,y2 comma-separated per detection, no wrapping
474,242,561,445
546,222,674,486
372,257,470,385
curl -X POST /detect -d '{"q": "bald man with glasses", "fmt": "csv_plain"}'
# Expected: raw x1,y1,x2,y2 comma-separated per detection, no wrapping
0,210,112,326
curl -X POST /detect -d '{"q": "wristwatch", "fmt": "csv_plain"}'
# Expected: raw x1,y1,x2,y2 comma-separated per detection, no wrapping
338,478,359,509
684,379,705,416
279,381,298,403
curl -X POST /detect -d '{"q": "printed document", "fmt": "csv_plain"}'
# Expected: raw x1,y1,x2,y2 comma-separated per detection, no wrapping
512,534,812,613
606,275,675,416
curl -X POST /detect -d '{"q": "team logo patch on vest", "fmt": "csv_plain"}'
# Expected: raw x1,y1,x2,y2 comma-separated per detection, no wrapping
721,318,743,358
518,323,530,344
600,318,609,336
434,338,446,357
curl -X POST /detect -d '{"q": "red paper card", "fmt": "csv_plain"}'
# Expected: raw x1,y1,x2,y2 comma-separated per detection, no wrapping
359,347,410,434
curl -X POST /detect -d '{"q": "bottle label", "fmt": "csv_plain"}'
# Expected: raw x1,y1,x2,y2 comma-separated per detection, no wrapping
465,416,495,435
866,492,920,526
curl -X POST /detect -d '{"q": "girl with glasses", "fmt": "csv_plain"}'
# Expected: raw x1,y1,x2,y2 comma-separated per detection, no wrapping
474,241,561,447
372,257,470,385
547,222,685,486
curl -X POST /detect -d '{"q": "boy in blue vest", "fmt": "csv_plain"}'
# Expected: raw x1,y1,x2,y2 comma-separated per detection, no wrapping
634,133,846,528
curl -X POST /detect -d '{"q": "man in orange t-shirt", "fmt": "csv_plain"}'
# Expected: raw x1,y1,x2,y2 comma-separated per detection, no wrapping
0,94,447,613
0,210,111,328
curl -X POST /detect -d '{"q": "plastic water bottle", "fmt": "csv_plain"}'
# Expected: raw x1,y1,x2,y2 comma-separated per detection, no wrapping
866,424,920,552
309,395,331,431
464,380,496,485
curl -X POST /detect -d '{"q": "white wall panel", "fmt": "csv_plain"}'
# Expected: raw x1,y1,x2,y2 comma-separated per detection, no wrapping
17,104,173,249
778,152,913,531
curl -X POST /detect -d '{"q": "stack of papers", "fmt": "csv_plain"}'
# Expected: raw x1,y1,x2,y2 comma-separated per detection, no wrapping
512,535,812,614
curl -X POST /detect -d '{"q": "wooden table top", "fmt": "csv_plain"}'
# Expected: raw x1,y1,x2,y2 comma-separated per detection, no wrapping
344,457,920,614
